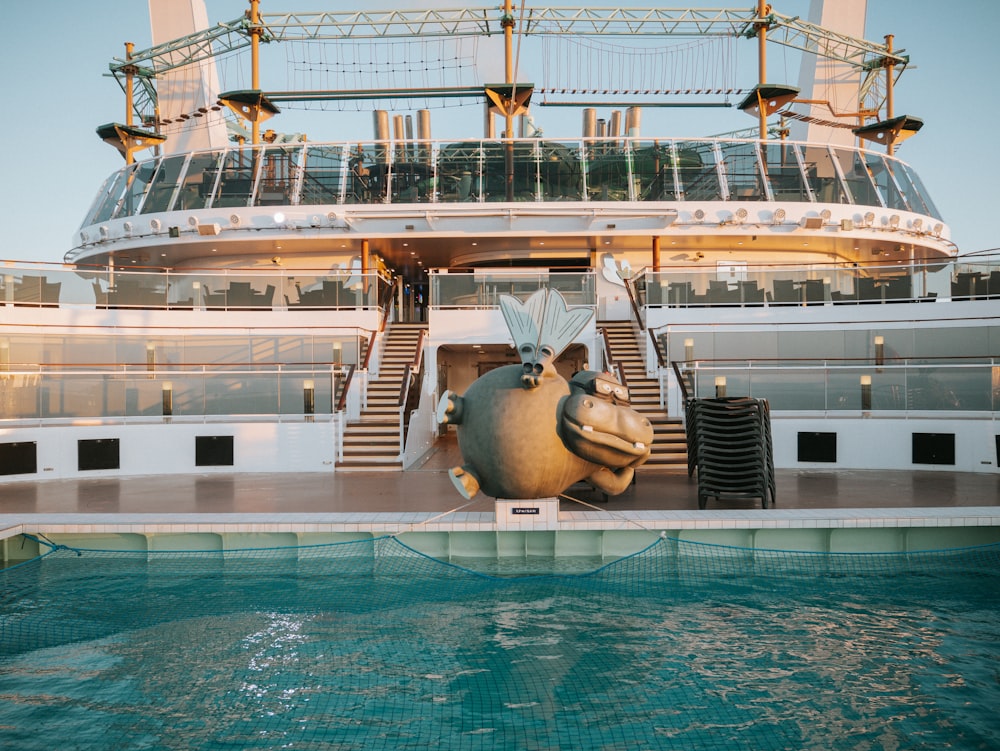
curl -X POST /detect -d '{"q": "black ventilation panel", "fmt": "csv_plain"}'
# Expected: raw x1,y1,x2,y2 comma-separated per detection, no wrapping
196,436,234,466
0,441,37,476
912,433,955,466
78,438,121,471
797,432,837,463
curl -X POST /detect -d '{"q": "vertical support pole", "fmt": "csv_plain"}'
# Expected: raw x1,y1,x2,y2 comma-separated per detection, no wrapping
361,238,371,303
884,34,895,156
502,0,515,202
651,235,661,272
249,0,262,145
124,42,136,164
756,0,769,141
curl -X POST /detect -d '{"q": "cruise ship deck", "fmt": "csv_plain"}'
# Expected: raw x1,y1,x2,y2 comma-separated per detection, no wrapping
4,435,998,566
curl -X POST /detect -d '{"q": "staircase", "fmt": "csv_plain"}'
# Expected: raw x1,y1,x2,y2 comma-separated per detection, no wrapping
336,322,426,471
600,321,687,468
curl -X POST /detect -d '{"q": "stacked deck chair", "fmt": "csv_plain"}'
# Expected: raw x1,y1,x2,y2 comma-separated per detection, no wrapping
686,397,775,509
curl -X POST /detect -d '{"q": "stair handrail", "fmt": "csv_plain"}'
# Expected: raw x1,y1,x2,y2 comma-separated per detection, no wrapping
622,275,645,330
599,326,629,389
670,360,691,404
335,363,357,412
397,327,427,454
361,282,398,373
647,328,666,368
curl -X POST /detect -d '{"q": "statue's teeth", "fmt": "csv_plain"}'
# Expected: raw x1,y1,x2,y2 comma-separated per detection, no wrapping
582,425,594,432
634,442,645,449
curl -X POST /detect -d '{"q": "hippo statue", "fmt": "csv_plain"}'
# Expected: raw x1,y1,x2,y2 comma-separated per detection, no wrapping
437,288,653,500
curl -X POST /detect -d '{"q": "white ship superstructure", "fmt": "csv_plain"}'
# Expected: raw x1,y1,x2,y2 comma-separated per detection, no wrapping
0,1,997,483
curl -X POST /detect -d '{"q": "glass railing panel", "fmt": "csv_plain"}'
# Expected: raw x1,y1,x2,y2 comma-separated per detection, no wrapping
139,155,187,215
345,142,390,204
476,141,543,201
1,272,64,306
80,173,117,228
277,372,335,415
300,144,346,205
431,270,595,307
99,271,169,308
907,365,993,410
90,166,135,224
863,152,907,212
799,145,850,204
764,143,810,201
838,147,883,207
201,373,278,415
630,141,679,201
898,162,942,219
436,141,484,202
389,157,436,203
284,272,376,308
718,141,766,201
210,147,259,209
176,151,224,211
116,160,158,218
538,141,584,201
673,140,723,201
254,145,303,207
584,141,631,201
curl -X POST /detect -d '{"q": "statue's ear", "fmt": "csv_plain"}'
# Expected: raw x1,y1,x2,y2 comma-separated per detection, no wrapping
499,289,545,364
537,288,592,359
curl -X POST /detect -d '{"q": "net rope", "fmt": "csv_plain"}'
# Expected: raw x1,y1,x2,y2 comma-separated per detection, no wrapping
2,535,998,750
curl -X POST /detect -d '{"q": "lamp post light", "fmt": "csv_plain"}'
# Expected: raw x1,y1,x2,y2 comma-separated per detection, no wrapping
860,374,872,411
162,381,173,420
715,376,727,398
303,379,315,422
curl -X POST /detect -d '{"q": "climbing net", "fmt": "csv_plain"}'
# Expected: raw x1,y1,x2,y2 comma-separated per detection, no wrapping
281,37,482,111
539,35,743,98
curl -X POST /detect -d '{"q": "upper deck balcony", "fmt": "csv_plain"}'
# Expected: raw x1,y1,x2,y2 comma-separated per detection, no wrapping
68,136,952,267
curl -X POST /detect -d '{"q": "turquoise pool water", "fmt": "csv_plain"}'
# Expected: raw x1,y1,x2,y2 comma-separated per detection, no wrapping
1,537,998,750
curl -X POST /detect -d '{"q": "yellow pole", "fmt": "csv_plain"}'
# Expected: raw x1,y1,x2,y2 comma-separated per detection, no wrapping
652,236,661,272
756,0,769,141
502,0,515,201
124,42,135,164
884,34,895,156
249,0,262,145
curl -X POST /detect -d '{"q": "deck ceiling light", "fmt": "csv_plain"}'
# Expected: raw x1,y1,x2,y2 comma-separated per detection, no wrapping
735,84,799,118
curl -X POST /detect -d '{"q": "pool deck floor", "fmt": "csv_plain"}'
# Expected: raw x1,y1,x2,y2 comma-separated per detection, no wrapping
2,436,999,543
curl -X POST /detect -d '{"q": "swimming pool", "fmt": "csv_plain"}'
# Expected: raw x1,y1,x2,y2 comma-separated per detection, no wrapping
1,536,998,750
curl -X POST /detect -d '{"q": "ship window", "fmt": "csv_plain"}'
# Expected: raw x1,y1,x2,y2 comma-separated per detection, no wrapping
80,173,117,228
140,155,188,214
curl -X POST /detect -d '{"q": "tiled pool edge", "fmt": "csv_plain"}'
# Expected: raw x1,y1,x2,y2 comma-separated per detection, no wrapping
4,507,999,537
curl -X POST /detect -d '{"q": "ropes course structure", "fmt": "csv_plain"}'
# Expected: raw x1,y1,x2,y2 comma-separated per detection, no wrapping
110,6,910,131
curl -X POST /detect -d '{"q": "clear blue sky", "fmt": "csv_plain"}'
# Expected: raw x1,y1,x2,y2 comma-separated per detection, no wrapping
1,0,996,263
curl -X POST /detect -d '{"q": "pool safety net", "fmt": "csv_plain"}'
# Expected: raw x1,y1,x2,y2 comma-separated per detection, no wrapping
2,535,999,751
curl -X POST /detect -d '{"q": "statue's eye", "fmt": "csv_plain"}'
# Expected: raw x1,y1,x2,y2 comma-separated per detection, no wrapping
597,381,613,393
615,386,628,400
